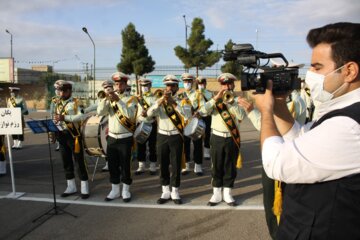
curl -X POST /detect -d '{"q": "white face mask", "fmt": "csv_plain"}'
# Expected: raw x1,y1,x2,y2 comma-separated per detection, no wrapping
183,82,192,90
141,86,150,93
305,65,345,103
10,92,15,97
198,84,205,90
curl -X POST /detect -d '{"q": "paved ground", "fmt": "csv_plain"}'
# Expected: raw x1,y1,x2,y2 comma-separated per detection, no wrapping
0,111,271,240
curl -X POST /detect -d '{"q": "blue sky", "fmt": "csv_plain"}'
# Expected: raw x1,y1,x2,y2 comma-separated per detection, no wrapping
0,0,359,73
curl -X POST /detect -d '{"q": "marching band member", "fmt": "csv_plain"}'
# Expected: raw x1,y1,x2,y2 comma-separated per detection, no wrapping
196,76,214,160
135,77,158,175
0,87,6,176
300,80,315,123
97,72,137,202
50,80,62,151
53,80,90,199
179,73,204,176
287,90,307,125
7,87,28,149
199,73,261,206
146,75,185,205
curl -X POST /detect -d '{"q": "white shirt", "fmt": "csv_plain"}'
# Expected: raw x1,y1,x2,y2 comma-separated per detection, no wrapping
262,88,360,184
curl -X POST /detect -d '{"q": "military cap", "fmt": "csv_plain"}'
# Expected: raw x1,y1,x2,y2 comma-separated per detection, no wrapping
163,75,180,85
56,80,72,90
9,87,20,91
111,72,129,82
139,77,152,86
180,73,195,81
54,79,64,89
102,80,114,88
217,73,237,83
196,76,207,84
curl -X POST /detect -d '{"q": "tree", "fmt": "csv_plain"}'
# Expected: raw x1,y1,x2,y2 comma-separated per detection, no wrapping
117,23,155,94
221,39,243,78
174,18,221,77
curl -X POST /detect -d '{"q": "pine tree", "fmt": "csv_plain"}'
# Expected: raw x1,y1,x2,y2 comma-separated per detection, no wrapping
174,18,220,77
117,23,155,94
221,39,243,78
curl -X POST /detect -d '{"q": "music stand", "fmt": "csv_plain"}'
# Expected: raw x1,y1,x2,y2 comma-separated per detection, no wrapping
26,118,77,222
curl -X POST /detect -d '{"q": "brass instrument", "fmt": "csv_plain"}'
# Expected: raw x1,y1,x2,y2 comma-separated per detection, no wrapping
154,89,164,99
97,90,107,99
97,88,114,100
223,90,235,104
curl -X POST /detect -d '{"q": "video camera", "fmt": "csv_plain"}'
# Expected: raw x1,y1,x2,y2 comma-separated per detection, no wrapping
223,43,301,94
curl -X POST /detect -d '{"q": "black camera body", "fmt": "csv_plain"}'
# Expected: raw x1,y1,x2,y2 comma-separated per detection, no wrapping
223,43,301,94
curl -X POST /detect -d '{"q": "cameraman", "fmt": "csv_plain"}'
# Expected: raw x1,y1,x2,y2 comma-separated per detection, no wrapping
254,22,360,239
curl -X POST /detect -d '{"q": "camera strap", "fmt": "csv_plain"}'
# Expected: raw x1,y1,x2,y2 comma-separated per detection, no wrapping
214,100,241,148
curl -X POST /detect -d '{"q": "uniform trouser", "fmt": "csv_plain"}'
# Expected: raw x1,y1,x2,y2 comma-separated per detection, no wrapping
57,131,88,181
184,136,203,164
137,122,157,163
202,116,211,148
107,136,133,185
262,168,279,240
210,134,239,188
12,135,24,141
157,133,183,187
0,136,5,161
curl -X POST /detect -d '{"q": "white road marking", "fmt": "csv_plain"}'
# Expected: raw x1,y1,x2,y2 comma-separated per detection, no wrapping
1,194,264,210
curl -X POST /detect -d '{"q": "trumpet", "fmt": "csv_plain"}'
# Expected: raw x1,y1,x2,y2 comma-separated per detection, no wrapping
97,87,114,100
154,89,164,99
97,90,107,99
223,90,235,104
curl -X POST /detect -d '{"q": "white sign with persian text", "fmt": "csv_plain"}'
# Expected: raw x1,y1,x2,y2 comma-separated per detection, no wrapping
0,108,23,135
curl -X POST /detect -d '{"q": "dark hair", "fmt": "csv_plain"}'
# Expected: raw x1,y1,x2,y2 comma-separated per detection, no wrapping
306,22,360,68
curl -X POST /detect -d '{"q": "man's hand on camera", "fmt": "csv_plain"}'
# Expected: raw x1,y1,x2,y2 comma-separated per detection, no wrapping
253,80,275,114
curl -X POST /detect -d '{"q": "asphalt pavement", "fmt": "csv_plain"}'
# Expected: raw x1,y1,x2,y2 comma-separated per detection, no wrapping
0,111,271,240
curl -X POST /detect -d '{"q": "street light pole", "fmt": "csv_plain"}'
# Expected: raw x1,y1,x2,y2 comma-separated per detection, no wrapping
82,27,96,103
183,15,190,72
5,29,14,83
182,15,188,50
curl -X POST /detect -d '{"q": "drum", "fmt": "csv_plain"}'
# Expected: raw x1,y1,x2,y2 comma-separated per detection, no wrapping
82,115,108,156
184,118,206,141
134,122,152,144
